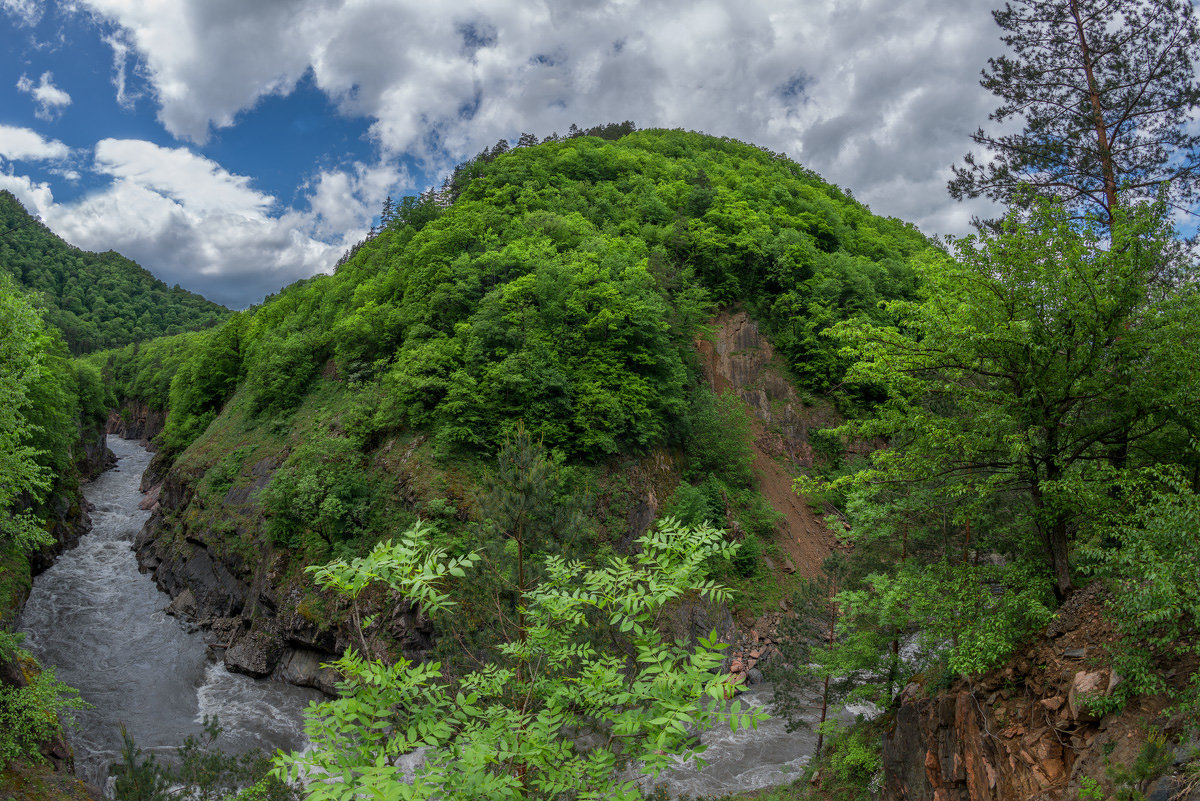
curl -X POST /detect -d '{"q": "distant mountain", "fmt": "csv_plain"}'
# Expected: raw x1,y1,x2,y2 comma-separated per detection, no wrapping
0,191,228,354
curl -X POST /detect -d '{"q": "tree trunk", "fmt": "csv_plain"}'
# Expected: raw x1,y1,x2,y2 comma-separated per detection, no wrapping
1069,0,1120,221
1047,517,1073,603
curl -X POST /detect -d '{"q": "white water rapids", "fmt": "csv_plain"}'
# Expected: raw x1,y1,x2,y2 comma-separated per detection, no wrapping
17,437,319,788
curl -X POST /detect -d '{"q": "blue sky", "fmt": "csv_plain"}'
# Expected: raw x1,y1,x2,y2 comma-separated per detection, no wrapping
0,0,1010,309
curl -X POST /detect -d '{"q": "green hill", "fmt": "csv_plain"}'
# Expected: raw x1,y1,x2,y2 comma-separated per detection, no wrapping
95,128,932,631
0,191,228,354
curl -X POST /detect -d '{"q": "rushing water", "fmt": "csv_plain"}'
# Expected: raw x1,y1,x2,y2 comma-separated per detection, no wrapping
638,685,862,798
17,437,320,788
17,436,835,797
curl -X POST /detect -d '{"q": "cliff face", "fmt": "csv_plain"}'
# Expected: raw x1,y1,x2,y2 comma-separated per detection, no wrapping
106,398,167,447
883,583,1199,801
133,464,350,695
28,424,113,577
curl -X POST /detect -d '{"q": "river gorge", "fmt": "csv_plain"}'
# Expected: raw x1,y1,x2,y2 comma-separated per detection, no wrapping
17,437,319,788
17,435,826,797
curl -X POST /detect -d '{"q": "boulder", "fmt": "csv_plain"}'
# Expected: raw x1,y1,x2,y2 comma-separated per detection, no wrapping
224,630,285,678
1067,669,1107,722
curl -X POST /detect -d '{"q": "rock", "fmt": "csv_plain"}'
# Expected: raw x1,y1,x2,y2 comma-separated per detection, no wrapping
164,587,196,618
1039,696,1065,712
1063,647,1087,659
1068,670,1107,722
729,658,745,673
783,557,797,574
276,648,341,696
138,483,162,511
225,630,285,678
746,668,765,685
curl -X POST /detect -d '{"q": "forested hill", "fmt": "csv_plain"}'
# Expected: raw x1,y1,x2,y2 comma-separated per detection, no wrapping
112,130,926,462
0,191,228,354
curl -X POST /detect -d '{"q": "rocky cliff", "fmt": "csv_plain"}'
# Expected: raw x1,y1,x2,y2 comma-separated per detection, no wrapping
107,398,167,447
882,583,1200,801
132,465,350,695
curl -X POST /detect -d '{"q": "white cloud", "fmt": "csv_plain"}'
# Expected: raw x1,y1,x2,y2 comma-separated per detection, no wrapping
0,0,41,26
0,124,70,161
0,138,392,308
103,31,140,108
75,0,1006,236
304,159,411,240
16,71,73,121
0,171,56,218
92,138,274,216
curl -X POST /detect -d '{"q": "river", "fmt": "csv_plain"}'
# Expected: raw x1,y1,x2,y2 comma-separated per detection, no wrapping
17,437,320,788
18,436,828,797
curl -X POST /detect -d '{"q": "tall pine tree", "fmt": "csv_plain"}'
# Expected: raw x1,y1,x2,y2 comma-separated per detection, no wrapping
950,0,1200,224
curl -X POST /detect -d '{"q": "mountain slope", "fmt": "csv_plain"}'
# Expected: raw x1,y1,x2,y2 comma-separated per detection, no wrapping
101,128,935,682
0,191,228,354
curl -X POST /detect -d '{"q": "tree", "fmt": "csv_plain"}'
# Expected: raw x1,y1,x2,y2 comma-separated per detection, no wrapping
275,520,761,800
472,423,582,654
0,633,88,770
950,0,1200,224
830,197,1200,603
0,273,54,552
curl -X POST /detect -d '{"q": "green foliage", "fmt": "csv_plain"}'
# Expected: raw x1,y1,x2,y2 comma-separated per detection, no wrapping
819,724,882,801
682,388,754,487
1092,731,1177,801
114,725,170,801
809,197,1200,708
1,272,104,553
0,632,88,770
261,430,375,548
115,130,930,466
849,560,1053,678
0,190,227,354
0,273,55,551
276,519,763,800
790,195,1200,720
1082,467,1200,715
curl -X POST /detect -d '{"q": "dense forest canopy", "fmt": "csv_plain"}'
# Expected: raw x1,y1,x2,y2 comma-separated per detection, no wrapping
0,191,228,355
93,129,931,466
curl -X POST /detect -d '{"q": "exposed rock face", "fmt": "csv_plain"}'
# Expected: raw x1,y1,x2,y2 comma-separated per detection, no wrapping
76,425,115,481
695,310,840,582
107,399,167,446
134,464,437,696
28,423,111,578
882,584,1199,801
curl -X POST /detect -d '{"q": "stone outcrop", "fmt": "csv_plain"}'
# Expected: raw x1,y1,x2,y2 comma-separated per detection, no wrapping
133,463,437,695
26,423,111,582
882,583,1200,801
107,399,167,446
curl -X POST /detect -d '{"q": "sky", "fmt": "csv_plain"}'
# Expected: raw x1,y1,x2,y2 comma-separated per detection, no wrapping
1,0,1007,309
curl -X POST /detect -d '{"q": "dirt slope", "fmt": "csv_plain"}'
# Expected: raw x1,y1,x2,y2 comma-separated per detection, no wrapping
696,310,840,580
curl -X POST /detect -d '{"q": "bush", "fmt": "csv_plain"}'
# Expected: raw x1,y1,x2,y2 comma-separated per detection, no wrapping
0,633,88,769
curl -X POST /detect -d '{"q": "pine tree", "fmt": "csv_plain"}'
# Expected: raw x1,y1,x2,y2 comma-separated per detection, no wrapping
950,0,1200,224
380,194,394,228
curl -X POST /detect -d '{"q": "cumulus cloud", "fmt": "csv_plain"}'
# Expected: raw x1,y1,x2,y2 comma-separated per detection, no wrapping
0,172,57,218
0,0,42,26
29,139,357,307
0,124,71,161
75,0,1006,235
16,71,73,120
